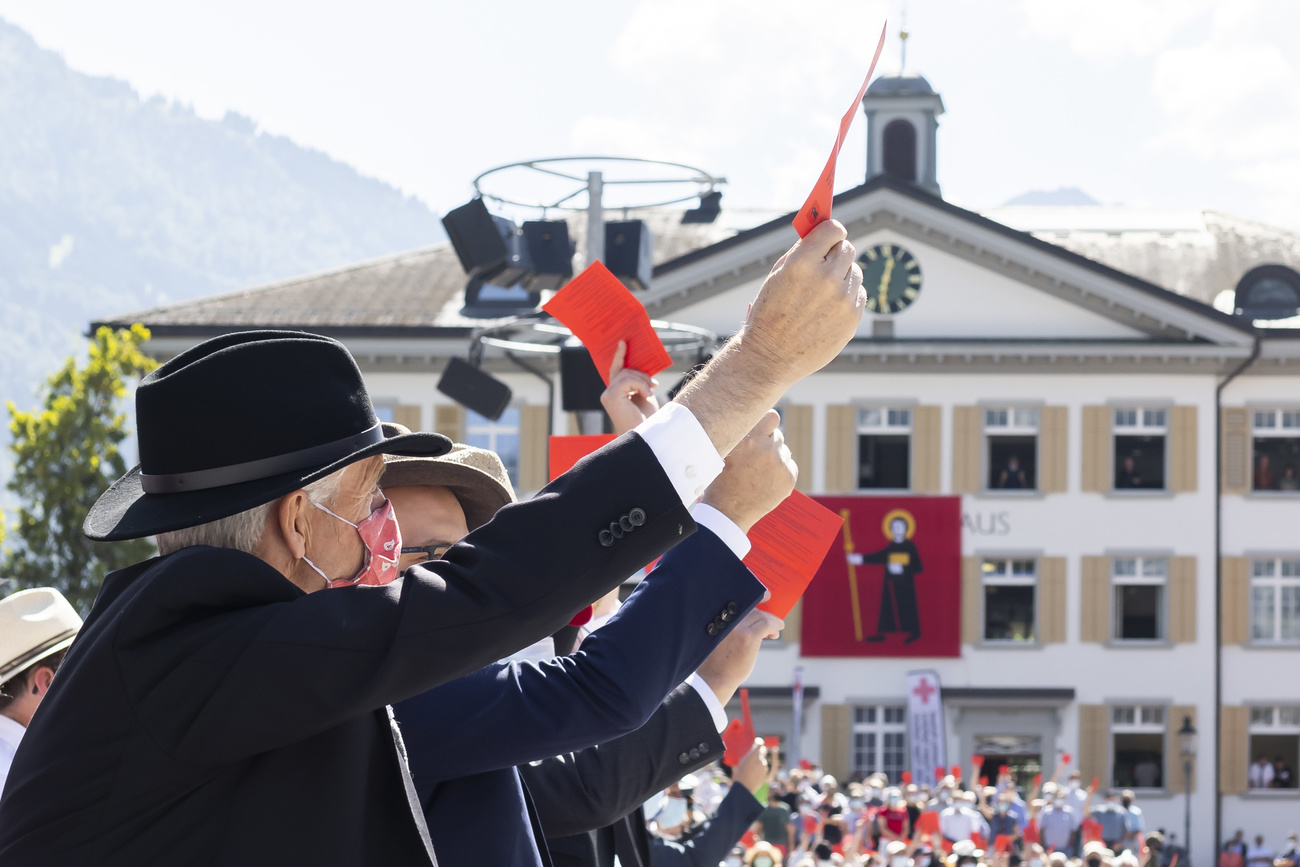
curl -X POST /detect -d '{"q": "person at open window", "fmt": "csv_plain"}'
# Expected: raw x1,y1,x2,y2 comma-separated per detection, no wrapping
1115,456,1143,489
846,513,922,644
997,455,1027,489
1256,454,1275,491
1249,754,1275,788
1279,465,1299,491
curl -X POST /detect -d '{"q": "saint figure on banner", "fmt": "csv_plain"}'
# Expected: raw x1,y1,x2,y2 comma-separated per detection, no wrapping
847,508,922,644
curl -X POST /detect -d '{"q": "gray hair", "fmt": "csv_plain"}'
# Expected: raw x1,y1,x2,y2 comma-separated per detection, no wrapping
155,471,343,556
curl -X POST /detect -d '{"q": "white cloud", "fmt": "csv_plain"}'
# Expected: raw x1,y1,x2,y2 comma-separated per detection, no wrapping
1019,0,1215,59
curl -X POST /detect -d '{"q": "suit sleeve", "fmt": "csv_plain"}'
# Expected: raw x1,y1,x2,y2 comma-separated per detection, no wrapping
648,784,764,867
393,526,764,787
522,683,726,838
115,433,704,763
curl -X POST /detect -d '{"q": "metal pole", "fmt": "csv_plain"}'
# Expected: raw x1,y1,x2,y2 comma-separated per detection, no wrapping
577,171,606,436
1185,759,1192,867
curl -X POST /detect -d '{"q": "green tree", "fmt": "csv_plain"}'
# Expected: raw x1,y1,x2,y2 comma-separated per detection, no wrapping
3,325,157,613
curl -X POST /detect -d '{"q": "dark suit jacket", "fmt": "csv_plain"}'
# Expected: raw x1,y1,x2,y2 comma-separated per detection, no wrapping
0,433,693,866
649,784,765,866
394,525,764,867
535,685,725,867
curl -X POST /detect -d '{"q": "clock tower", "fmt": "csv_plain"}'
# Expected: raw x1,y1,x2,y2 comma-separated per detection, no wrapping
861,50,944,197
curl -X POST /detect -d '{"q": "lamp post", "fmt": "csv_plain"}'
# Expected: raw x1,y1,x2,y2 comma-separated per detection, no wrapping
1178,715,1197,866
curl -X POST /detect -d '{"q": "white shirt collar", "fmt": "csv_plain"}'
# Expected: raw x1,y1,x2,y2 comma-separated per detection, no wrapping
0,713,26,748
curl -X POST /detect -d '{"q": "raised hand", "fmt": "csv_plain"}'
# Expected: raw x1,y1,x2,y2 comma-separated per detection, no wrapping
700,410,796,533
735,739,771,796
600,340,660,435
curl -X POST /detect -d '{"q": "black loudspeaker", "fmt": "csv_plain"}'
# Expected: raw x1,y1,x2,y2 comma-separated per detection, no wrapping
560,345,608,412
522,220,574,292
604,220,654,292
681,190,722,224
437,356,513,421
442,198,508,274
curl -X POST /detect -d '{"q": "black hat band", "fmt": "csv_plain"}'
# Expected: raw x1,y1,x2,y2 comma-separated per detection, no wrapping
139,424,385,494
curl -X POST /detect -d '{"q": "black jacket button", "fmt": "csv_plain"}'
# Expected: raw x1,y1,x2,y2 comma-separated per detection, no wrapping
609,522,625,539
706,622,719,636
720,610,733,623
726,601,738,615
628,508,646,526
679,752,690,765
620,515,635,532
689,748,700,760
699,742,710,754
598,530,614,547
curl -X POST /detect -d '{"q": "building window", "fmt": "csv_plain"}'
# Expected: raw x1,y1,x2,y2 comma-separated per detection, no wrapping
373,406,396,423
1111,705,1165,789
1112,557,1167,641
985,408,1038,490
1113,408,1167,490
1247,706,1299,789
1250,558,1300,644
1252,410,1300,492
857,408,911,490
852,705,908,782
981,558,1037,642
465,407,520,487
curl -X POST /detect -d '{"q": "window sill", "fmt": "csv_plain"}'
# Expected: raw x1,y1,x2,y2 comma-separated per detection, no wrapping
1244,491,1300,499
1103,490,1175,500
1104,640,1175,649
1238,788,1300,798
974,640,1044,650
975,490,1046,500
1242,641,1300,650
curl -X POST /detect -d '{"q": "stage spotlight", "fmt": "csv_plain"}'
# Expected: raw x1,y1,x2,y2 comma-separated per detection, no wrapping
604,220,654,292
442,198,509,274
437,356,513,421
681,190,722,224
559,344,607,412
522,220,575,292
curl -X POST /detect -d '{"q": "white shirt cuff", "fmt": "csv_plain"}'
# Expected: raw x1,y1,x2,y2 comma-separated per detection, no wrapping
634,402,725,506
689,503,751,560
685,672,729,733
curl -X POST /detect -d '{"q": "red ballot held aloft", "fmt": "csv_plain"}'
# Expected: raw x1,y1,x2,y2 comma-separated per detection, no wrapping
1033,773,1043,787
541,262,672,385
791,22,888,238
950,764,962,781
994,835,1014,854
978,776,989,787
934,766,944,782
548,434,618,481
971,753,985,769
723,688,758,767
1062,752,1072,764
1091,775,1099,791
900,771,912,784
745,492,844,618
763,736,781,750
998,764,1010,776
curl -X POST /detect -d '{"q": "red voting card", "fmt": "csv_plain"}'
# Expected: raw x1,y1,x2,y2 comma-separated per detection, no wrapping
548,434,618,481
744,492,844,619
1032,773,1043,787
791,22,888,238
972,833,988,851
900,771,912,784
1062,752,1072,764
994,835,1014,854
724,688,758,766
916,811,940,835
763,736,781,750
950,764,962,781
1090,775,1099,791
998,764,1010,776
542,262,672,385
971,753,985,769
933,767,944,782
978,776,989,787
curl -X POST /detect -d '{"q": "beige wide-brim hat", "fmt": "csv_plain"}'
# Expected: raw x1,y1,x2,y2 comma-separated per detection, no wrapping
0,588,83,683
379,423,516,531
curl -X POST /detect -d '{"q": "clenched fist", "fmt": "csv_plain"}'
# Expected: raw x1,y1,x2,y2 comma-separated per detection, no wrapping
700,410,796,533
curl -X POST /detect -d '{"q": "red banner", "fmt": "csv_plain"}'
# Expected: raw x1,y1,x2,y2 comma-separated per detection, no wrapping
801,496,961,657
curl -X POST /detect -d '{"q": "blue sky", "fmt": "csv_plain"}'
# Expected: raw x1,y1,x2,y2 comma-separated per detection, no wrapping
3,0,1297,230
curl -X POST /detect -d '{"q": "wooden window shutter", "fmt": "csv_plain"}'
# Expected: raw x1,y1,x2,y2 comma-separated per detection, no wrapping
1166,705,1197,793
1038,406,1068,493
1078,704,1110,787
434,404,465,442
962,557,982,644
1168,406,1198,492
1080,555,1111,643
1219,705,1249,794
1037,557,1067,643
781,599,803,644
820,704,852,782
951,406,982,494
392,405,422,431
1081,406,1112,492
1168,556,1197,643
516,406,550,493
782,405,815,493
1221,407,1251,495
1220,557,1251,645
825,405,857,493
911,406,942,493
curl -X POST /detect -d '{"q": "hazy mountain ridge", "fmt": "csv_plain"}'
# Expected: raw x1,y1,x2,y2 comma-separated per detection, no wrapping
0,17,443,500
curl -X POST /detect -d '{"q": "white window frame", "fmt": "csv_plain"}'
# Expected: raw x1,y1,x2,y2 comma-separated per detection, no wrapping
1250,409,1300,493
983,407,1040,493
465,406,521,486
1111,556,1168,642
1112,407,1170,492
1247,705,1300,792
1250,558,1300,644
851,704,908,781
980,557,1038,643
1110,704,1167,792
855,407,913,492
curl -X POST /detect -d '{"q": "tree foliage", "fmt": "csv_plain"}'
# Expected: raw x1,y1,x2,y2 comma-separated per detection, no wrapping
3,325,157,613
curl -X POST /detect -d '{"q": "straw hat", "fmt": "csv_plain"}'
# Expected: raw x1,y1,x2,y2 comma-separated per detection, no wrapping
379,423,516,531
0,588,83,683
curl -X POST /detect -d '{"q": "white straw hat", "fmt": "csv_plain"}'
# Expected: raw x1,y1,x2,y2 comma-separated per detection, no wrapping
0,588,82,683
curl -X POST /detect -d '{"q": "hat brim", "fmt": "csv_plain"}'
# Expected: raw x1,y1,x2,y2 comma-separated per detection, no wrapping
84,430,452,542
0,633,78,684
379,458,514,532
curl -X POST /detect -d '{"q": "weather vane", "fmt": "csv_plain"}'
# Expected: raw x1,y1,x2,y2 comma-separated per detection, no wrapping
899,0,910,71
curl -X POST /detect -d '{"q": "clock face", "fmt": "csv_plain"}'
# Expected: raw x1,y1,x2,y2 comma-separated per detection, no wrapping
858,243,922,314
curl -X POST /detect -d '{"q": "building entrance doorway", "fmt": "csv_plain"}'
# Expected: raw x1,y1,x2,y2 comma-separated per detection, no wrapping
973,735,1043,786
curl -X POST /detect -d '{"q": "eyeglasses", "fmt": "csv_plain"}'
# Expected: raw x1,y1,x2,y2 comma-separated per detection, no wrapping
400,543,455,562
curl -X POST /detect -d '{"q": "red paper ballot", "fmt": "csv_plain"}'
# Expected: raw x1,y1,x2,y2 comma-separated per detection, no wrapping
933,767,944,782
1090,775,1099,791
722,718,749,767
978,776,989,787
998,764,1010,776
745,492,844,618
1033,773,1043,787
791,22,888,238
951,765,962,780
764,736,781,750
548,434,618,481
994,835,1014,854
1062,752,1073,764
971,753,985,769
542,262,672,385
900,771,912,784
740,688,756,740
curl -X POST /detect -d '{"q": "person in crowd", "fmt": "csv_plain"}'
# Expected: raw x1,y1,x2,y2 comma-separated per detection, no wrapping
1275,832,1298,867
1247,835,1276,867
940,790,990,844
815,774,850,849
745,840,783,867
1119,790,1144,854
1160,831,1184,867
0,218,867,866
1271,755,1294,789
648,742,768,866
988,790,1020,845
1249,755,1276,788
1092,791,1129,853
756,785,795,853
1037,786,1075,854
1142,832,1163,867
0,588,82,794
998,455,1028,489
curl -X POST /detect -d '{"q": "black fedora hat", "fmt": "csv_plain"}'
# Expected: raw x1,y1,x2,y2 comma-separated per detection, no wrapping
84,330,452,542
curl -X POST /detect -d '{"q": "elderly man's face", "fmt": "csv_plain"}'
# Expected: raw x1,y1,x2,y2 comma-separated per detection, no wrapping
302,456,385,587
386,485,471,572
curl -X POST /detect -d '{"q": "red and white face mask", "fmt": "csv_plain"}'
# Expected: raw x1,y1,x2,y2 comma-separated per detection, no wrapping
305,499,403,589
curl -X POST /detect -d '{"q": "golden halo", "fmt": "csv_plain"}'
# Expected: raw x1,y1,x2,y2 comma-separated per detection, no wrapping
881,508,916,540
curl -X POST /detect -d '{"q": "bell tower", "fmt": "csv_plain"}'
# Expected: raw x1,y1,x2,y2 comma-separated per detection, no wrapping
862,28,944,197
